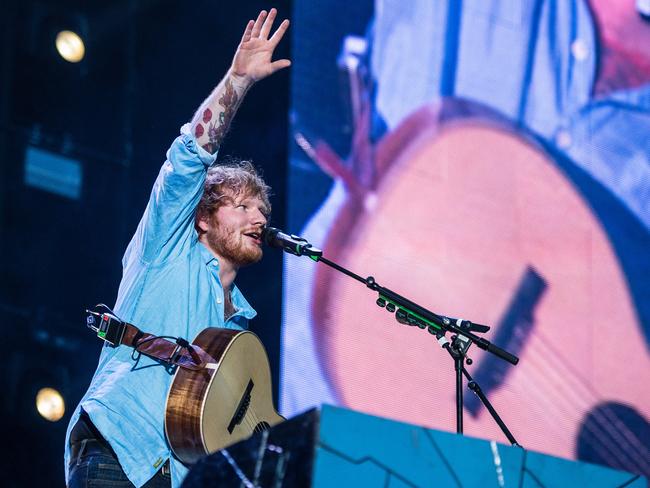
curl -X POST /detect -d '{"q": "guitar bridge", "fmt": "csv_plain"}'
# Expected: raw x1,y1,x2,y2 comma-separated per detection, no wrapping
228,379,254,434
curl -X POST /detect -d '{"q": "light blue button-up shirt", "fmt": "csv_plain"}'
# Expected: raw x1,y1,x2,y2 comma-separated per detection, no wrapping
64,125,257,487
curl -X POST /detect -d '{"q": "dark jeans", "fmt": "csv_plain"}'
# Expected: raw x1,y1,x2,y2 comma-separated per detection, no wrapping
68,413,171,487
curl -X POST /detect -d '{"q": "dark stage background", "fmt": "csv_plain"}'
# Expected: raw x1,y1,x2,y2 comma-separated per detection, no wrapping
0,0,290,485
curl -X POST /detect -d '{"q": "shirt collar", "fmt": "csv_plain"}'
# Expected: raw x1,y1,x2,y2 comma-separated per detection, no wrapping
197,237,218,265
196,238,257,320
231,286,257,320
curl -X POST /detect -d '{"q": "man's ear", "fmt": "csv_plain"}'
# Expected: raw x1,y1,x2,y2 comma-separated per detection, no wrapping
197,214,210,232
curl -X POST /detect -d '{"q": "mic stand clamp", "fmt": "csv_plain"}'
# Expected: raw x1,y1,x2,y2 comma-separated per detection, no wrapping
436,330,521,446
284,235,323,259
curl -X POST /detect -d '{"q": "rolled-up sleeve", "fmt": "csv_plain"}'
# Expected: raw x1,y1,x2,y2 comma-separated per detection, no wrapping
128,125,218,265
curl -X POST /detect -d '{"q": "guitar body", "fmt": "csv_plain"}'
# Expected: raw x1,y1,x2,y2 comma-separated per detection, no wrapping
165,328,284,465
309,99,650,474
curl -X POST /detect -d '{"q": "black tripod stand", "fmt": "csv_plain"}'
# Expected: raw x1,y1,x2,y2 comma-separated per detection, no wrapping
438,331,520,445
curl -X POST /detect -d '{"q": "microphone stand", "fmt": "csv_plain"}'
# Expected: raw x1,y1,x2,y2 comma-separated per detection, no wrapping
436,333,470,435
278,239,521,446
436,332,520,445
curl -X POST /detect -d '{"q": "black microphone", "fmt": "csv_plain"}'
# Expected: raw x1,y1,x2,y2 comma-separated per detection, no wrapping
261,226,323,258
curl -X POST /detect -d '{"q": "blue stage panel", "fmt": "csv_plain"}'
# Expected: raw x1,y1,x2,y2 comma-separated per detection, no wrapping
183,405,647,487
312,405,645,487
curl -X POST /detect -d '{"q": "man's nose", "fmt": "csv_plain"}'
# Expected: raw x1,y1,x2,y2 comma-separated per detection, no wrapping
252,209,267,226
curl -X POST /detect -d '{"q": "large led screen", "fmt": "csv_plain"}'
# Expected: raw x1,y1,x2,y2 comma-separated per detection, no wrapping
281,0,650,479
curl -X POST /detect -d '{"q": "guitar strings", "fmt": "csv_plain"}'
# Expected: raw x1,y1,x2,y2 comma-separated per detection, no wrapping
514,350,643,472
470,327,648,473
531,328,650,462
464,335,630,468
202,348,267,436
528,360,649,475
518,333,650,474
532,329,650,453
204,371,258,435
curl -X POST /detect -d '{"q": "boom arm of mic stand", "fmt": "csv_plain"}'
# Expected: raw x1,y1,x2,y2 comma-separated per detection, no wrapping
311,256,519,365
366,277,519,365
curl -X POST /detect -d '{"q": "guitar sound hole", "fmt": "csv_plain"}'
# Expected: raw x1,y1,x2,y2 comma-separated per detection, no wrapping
254,421,271,434
577,401,650,478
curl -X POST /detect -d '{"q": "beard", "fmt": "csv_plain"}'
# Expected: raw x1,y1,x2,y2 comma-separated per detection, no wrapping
205,219,263,267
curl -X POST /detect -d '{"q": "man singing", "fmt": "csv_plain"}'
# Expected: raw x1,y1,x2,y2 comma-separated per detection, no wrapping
65,9,290,487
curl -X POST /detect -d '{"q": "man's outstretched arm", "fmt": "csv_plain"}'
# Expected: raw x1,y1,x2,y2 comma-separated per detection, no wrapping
190,8,290,154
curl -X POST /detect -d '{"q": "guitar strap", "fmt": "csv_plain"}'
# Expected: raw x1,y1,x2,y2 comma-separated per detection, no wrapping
86,306,216,371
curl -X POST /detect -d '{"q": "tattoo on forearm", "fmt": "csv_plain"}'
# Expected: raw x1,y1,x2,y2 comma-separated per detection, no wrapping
203,108,212,123
201,79,239,153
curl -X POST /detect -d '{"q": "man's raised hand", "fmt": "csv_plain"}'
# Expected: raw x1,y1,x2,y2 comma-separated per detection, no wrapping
231,8,291,85
190,9,290,153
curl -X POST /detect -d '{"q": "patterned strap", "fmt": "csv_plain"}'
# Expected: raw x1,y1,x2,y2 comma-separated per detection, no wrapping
119,323,215,371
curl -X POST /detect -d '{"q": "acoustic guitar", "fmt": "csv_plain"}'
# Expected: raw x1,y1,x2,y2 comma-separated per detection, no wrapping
164,328,284,465
301,97,649,477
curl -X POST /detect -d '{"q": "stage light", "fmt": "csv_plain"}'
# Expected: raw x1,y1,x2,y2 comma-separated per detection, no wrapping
55,30,85,63
35,387,66,422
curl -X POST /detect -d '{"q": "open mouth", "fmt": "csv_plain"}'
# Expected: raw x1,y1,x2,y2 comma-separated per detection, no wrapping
243,231,262,245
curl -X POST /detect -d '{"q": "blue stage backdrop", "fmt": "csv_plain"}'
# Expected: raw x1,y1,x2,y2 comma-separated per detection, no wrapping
280,0,650,479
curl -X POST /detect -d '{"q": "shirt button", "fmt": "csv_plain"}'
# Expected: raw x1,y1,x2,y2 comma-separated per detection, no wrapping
217,297,222,304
